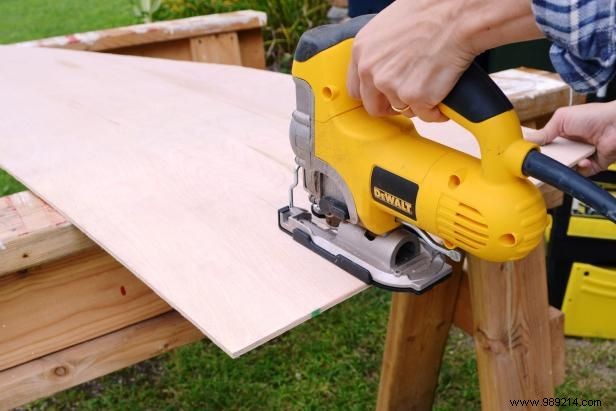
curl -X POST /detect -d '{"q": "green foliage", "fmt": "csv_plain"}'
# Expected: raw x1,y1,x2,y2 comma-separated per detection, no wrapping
259,0,330,71
0,170,25,196
132,0,162,23
155,0,330,71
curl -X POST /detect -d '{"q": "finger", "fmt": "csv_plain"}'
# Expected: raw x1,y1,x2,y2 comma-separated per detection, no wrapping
346,58,361,100
576,159,595,177
386,105,415,117
594,151,613,172
543,105,598,143
541,109,570,145
360,79,392,116
542,108,565,139
387,95,414,117
414,105,448,123
525,129,548,145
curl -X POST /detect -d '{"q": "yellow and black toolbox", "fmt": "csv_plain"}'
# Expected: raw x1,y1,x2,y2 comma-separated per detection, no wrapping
547,165,616,339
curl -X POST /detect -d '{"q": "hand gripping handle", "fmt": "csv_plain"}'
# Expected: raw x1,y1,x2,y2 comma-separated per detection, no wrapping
294,15,536,183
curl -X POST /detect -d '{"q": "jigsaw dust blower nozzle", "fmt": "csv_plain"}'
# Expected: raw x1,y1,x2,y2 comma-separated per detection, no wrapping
522,150,616,223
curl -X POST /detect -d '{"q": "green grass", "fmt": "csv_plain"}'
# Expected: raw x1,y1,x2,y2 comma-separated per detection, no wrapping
0,170,24,197
2,1,615,410
0,0,135,44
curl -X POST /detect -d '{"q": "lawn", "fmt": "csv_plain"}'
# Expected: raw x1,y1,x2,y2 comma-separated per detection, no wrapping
0,0,134,44
1,1,615,410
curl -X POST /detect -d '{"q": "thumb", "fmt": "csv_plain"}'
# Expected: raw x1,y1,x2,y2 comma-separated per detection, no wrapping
540,108,570,144
525,109,569,146
525,128,548,145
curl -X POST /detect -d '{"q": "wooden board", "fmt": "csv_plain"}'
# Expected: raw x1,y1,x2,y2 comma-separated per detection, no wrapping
0,46,594,357
377,264,463,410
492,68,585,127
0,311,203,410
468,243,555,409
0,191,95,276
0,247,171,371
16,11,266,53
452,271,566,386
190,32,242,65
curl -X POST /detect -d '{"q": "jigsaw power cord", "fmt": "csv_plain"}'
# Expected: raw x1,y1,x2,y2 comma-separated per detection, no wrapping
522,150,616,223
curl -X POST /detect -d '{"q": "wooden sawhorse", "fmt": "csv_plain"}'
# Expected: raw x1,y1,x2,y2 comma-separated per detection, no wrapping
378,238,563,409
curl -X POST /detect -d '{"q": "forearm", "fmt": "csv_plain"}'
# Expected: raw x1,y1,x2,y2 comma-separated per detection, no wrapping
459,0,544,55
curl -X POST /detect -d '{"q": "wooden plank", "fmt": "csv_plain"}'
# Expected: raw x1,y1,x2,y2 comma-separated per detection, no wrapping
0,247,171,371
376,263,463,411
0,191,95,276
452,271,473,335
0,311,203,410
110,38,193,61
16,11,266,52
190,33,242,65
452,272,566,387
549,307,566,387
328,0,348,7
467,242,555,410
0,47,593,357
238,28,266,69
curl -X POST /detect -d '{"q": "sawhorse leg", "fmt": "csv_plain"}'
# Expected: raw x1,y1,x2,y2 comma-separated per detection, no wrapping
376,262,463,410
377,242,556,410
468,242,554,410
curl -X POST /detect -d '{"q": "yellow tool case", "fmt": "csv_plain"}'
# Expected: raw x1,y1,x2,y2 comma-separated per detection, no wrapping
561,263,616,339
546,166,616,339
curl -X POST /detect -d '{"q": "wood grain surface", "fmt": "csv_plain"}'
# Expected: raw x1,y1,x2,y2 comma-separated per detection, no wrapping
468,242,555,410
0,46,593,357
0,311,202,410
16,11,266,52
0,191,95,276
376,264,463,411
0,247,171,370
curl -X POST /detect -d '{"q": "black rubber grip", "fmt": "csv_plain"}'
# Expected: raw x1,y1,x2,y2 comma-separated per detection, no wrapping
294,14,375,62
442,62,514,122
522,150,616,223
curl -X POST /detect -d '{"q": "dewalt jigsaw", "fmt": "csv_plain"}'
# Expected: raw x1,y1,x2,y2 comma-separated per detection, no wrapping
278,15,616,293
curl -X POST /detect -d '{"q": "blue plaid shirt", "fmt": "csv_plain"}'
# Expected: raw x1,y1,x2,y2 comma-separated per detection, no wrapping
532,0,616,93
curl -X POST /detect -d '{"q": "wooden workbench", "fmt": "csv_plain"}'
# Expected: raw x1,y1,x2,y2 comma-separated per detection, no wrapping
0,14,588,409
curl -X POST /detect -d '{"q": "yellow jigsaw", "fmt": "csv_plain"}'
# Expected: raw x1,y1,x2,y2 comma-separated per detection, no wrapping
278,15,616,293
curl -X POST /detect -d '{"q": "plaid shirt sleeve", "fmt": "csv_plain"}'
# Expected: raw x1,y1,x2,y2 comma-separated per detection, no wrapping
531,0,616,93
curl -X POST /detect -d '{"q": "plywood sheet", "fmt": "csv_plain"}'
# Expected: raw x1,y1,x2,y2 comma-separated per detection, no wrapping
0,46,593,356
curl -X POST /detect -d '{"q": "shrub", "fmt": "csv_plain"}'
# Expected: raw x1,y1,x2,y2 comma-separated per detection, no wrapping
155,0,330,71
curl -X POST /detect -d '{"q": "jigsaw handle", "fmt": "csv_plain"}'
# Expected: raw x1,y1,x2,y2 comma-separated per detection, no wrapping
442,62,513,124
438,63,535,183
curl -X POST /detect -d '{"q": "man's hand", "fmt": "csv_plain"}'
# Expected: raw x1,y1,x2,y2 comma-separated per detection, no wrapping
529,102,616,175
346,0,542,122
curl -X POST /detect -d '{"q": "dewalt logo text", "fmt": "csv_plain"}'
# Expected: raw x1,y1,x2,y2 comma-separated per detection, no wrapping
373,187,413,215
